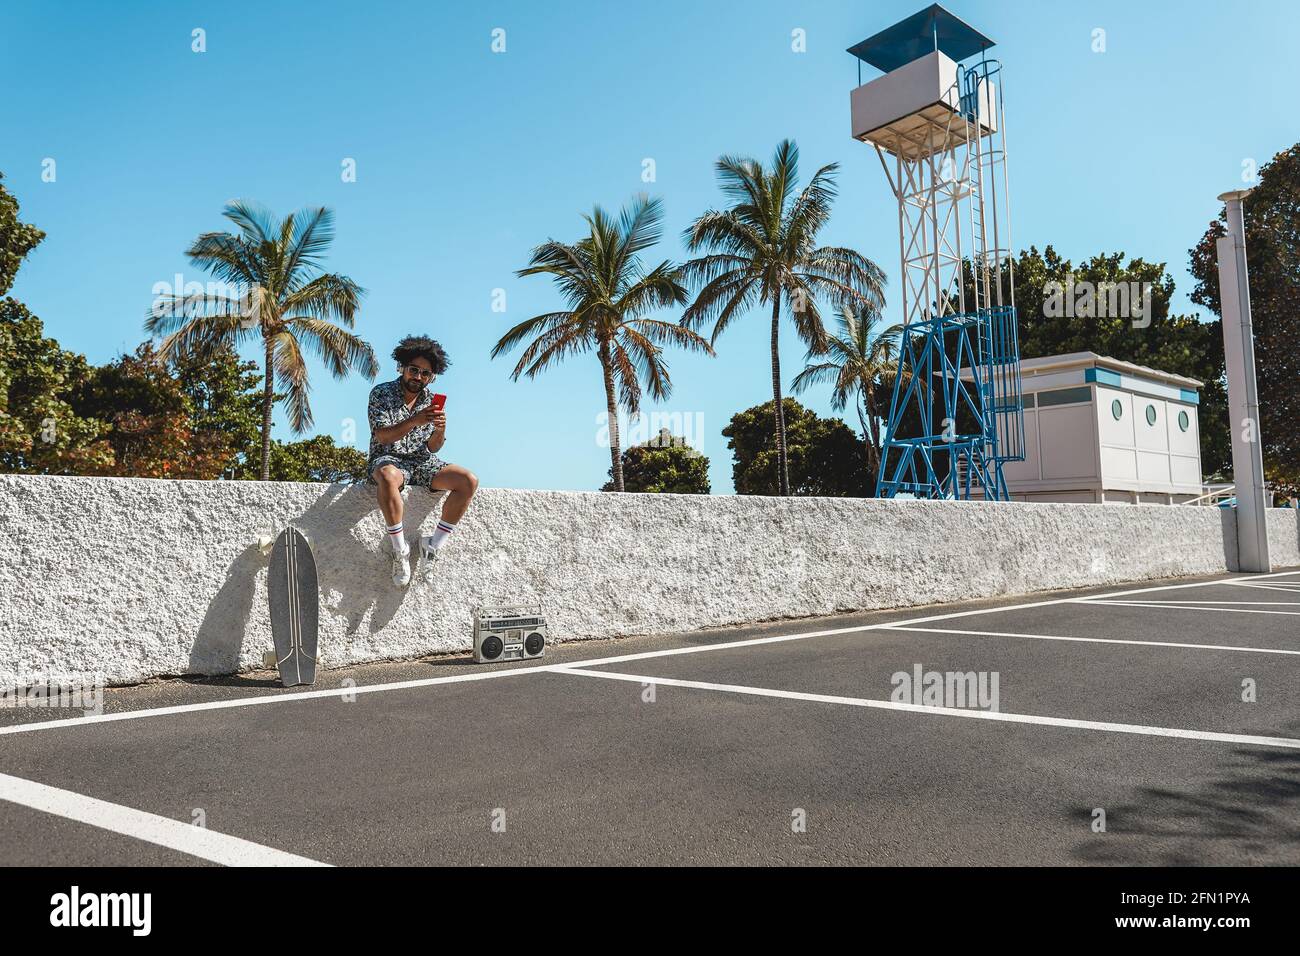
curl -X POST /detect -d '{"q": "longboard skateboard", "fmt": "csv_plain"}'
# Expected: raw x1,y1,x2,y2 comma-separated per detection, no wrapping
268,525,319,687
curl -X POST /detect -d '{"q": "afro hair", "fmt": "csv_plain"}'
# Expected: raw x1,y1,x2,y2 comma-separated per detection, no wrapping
392,335,450,375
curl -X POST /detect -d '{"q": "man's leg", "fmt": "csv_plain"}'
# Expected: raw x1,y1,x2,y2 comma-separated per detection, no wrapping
374,464,406,526
374,463,414,587
428,464,479,524
420,464,479,566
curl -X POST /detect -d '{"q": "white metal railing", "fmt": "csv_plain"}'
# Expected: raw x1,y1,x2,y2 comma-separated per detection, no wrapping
1183,485,1234,506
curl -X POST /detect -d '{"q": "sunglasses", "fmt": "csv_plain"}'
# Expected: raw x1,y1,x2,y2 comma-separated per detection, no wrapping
402,365,435,380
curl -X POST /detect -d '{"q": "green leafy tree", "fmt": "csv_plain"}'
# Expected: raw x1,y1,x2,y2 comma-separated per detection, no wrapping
245,435,370,483
495,194,713,491
0,299,113,474
171,341,263,477
983,246,1230,478
723,397,869,496
68,341,262,479
1188,144,1300,496
70,342,194,477
0,171,44,297
0,172,110,474
791,303,902,485
682,140,885,497
145,201,379,480
601,439,710,493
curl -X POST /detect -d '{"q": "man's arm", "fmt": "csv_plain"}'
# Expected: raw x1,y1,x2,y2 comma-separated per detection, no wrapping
426,407,447,453
372,415,426,446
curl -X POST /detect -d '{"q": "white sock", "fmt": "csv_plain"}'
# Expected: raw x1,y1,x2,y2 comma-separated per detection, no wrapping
427,518,457,553
385,521,408,553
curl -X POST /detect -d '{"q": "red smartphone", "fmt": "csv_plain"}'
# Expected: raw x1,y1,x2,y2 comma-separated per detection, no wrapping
432,393,447,411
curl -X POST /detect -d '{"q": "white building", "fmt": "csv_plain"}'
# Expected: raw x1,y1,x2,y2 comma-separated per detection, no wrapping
989,352,1204,504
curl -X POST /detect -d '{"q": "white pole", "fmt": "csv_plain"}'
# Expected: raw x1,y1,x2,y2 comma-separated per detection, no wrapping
1215,188,1271,572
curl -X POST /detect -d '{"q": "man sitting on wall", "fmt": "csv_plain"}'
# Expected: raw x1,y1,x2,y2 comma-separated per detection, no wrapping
367,335,479,587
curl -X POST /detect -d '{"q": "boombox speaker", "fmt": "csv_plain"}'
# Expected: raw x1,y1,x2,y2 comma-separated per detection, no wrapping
473,603,547,663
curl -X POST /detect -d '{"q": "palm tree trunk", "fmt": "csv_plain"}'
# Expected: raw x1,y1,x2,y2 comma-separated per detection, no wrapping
857,397,877,483
260,337,274,481
599,341,624,492
770,295,789,496
865,385,882,494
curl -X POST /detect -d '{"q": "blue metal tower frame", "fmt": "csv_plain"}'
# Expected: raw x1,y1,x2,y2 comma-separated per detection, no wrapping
876,302,1023,499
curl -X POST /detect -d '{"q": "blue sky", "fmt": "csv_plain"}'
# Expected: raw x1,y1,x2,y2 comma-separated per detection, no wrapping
2,0,1295,492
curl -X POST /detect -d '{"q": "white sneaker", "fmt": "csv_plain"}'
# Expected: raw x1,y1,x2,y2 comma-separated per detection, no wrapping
387,535,411,588
418,536,441,584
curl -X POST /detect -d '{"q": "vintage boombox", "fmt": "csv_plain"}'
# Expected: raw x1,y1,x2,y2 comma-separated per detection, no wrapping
472,603,547,663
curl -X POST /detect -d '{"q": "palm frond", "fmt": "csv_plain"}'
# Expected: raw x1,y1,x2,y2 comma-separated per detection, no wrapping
681,272,758,337
790,361,840,394
185,233,261,287
222,199,278,247
804,246,887,307
148,310,257,363
623,318,715,356
617,326,669,403
614,260,688,317
282,206,335,283
782,163,839,251
490,311,572,359
288,317,379,379
676,253,751,288
281,273,364,327
682,209,766,256
270,330,313,433
513,320,593,380
616,194,665,259
609,342,643,414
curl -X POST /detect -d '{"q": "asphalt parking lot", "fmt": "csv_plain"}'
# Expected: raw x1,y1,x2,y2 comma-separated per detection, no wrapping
2,567,1298,866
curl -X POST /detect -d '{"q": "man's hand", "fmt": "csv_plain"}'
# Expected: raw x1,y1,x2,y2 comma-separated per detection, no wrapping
426,406,447,453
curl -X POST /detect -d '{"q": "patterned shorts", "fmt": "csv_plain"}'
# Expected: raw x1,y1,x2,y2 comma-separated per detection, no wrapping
367,454,449,490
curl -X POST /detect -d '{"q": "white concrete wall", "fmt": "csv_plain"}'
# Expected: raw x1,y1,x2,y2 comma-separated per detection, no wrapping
1269,507,1300,567
1,474,1291,687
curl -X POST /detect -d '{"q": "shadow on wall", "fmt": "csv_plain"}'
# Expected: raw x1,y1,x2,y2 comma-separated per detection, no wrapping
188,482,445,674
1221,506,1238,573
1219,506,1300,573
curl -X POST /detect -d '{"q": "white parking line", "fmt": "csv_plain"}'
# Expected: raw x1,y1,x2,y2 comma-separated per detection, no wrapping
1075,600,1300,606
1079,600,1300,616
0,771,330,866
0,568,1296,738
879,626,1300,656
1222,582,1300,594
554,668,1300,751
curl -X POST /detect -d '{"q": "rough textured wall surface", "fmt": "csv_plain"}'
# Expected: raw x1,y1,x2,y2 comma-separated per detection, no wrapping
1268,507,1300,567
1,475,1285,686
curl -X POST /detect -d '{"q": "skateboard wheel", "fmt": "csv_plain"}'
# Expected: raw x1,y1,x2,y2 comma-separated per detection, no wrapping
256,534,275,555
263,651,278,669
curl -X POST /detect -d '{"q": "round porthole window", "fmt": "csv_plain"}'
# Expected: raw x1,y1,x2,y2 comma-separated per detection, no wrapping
1145,404,1157,426
1111,399,1123,420
1178,410,1190,431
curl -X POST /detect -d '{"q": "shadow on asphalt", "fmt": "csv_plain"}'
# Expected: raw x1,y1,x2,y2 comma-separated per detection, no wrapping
1069,721,1300,865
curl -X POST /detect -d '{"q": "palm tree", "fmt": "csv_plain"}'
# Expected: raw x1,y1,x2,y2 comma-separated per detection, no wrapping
145,201,378,480
493,195,714,491
681,140,885,496
792,303,904,484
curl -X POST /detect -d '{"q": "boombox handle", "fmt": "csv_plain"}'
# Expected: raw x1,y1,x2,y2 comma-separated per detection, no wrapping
473,601,544,619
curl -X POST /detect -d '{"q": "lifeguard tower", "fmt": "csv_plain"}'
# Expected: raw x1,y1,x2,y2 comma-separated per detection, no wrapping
848,4,1024,499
